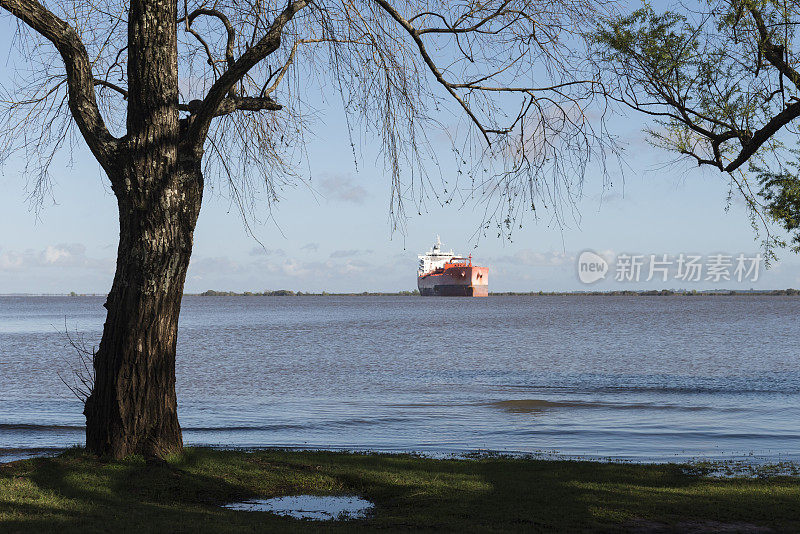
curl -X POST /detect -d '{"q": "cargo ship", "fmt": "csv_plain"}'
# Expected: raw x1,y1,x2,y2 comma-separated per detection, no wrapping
417,237,489,296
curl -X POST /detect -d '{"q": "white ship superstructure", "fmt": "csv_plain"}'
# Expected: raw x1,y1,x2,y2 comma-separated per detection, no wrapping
417,236,455,276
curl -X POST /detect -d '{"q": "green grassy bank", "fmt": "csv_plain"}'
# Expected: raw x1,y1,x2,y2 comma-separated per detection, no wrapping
1,448,799,532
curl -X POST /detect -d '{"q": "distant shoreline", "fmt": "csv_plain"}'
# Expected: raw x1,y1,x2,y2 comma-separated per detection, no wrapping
4,288,797,297
193,289,800,297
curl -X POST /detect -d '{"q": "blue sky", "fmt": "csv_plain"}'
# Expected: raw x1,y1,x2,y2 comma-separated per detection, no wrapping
1,13,799,294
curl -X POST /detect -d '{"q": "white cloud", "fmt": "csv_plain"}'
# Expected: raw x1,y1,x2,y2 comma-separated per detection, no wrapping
0,244,116,293
181,251,410,293
43,245,71,264
280,258,371,278
491,249,576,267
0,244,111,272
318,174,368,204
330,249,372,258
188,256,245,278
249,247,286,257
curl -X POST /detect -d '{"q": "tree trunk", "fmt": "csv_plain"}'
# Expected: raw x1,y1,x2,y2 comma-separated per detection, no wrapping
84,151,203,459
82,0,198,459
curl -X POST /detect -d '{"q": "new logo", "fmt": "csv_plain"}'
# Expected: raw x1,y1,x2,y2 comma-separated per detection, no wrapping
577,250,608,284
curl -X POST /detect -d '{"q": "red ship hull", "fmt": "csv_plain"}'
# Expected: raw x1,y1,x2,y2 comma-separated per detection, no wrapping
418,265,489,297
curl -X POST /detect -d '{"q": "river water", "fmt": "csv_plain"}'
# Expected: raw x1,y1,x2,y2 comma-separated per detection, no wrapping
1,295,799,464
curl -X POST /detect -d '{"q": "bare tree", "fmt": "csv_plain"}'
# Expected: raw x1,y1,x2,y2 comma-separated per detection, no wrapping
0,0,611,459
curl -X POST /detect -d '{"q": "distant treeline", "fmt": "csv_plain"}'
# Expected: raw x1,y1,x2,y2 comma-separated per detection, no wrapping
195,289,421,296
193,288,799,297
490,289,800,296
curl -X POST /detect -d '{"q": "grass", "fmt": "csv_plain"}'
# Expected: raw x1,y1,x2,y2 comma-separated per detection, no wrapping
1,448,799,533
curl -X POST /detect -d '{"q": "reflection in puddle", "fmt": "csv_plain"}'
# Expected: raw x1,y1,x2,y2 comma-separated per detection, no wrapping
222,495,374,520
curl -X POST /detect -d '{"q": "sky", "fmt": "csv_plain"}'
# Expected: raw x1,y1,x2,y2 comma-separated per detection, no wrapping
1,12,799,294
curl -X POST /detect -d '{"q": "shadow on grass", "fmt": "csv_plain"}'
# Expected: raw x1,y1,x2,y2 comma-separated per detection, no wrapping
1,448,799,533
2,451,260,533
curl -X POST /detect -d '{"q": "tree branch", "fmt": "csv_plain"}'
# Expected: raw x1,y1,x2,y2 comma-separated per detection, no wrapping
185,0,310,148
650,6,800,172
185,8,236,69
181,95,281,115
184,23,222,78
724,99,800,172
0,0,118,168
372,0,493,143
94,78,128,99
415,1,510,35
262,38,311,96
749,7,800,91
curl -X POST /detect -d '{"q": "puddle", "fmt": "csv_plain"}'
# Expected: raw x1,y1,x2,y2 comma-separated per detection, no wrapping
222,495,374,520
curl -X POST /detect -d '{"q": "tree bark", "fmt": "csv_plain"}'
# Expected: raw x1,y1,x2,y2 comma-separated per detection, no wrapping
84,154,203,459
81,0,201,460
